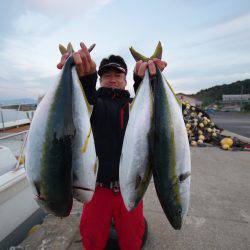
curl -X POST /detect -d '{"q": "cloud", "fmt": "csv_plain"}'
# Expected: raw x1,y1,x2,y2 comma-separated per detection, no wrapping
181,13,250,48
206,13,250,36
13,11,56,36
1,1,250,100
25,0,112,9
170,72,250,94
23,0,113,17
0,0,114,100
0,74,56,100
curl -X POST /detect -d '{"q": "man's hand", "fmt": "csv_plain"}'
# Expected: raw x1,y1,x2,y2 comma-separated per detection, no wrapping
57,42,96,77
134,59,167,78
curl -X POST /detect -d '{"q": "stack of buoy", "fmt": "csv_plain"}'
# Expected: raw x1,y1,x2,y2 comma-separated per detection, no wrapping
182,102,234,150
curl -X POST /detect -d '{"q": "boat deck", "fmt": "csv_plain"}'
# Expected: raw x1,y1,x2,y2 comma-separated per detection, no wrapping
0,124,29,134
0,119,30,130
0,133,26,156
18,147,250,249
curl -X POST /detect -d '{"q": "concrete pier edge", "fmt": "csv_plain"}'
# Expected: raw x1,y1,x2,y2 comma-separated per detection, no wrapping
17,130,250,250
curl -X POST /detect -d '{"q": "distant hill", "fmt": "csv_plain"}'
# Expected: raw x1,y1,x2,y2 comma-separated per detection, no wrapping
0,98,37,105
190,79,250,105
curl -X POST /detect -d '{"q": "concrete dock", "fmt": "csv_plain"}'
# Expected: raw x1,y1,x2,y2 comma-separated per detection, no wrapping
19,147,250,250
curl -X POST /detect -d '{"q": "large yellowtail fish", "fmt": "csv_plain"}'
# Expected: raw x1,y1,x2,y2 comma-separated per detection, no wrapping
130,42,191,229
119,70,153,211
26,43,98,217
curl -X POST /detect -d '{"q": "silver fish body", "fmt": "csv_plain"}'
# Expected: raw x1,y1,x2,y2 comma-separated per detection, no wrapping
71,68,98,202
26,57,97,216
151,68,191,230
119,70,153,211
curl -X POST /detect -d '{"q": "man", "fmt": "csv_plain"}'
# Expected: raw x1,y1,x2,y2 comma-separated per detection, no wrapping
57,42,167,250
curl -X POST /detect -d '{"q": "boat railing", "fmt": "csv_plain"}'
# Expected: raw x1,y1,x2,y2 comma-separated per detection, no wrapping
0,130,29,171
0,104,34,132
0,106,5,131
0,130,29,141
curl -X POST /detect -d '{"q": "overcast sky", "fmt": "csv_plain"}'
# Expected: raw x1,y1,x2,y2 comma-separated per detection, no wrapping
0,0,250,100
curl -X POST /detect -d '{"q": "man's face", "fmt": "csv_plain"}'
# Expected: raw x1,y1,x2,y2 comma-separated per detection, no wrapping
100,70,127,89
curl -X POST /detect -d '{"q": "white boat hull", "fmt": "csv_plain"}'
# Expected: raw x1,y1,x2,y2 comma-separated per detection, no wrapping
0,167,39,242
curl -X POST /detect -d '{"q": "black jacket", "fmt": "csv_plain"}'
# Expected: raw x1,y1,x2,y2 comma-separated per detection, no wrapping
79,72,142,184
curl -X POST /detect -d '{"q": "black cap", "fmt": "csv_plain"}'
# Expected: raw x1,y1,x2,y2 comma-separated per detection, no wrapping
98,55,127,76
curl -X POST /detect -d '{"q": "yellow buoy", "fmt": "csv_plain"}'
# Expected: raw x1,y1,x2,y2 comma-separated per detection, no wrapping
197,139,203,144
220,138,233,147
207,128,212,133
222,144,230,150
199,135,205,141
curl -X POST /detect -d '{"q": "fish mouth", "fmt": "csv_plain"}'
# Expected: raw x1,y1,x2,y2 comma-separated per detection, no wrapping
166,206,183,230
127,201,136,211
73,186,95,192
35,194,73,217
36,194,46,202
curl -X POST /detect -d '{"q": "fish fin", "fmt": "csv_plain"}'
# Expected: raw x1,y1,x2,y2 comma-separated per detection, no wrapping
129,41,163,62
81,127,92,153
129,46,149,62
61,43,94,55
135,175,142,190
59,44,67,55
93,159,98,175
150,41,163,60
67,42,74,54
179,172,191,182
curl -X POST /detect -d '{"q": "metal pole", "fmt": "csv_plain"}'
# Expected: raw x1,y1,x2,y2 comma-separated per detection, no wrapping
14,130,29,171
0,106,5,132
241,85,243,111
16,104,21,128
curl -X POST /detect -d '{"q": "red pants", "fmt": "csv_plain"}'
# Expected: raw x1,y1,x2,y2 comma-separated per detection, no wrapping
79,186,145,250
